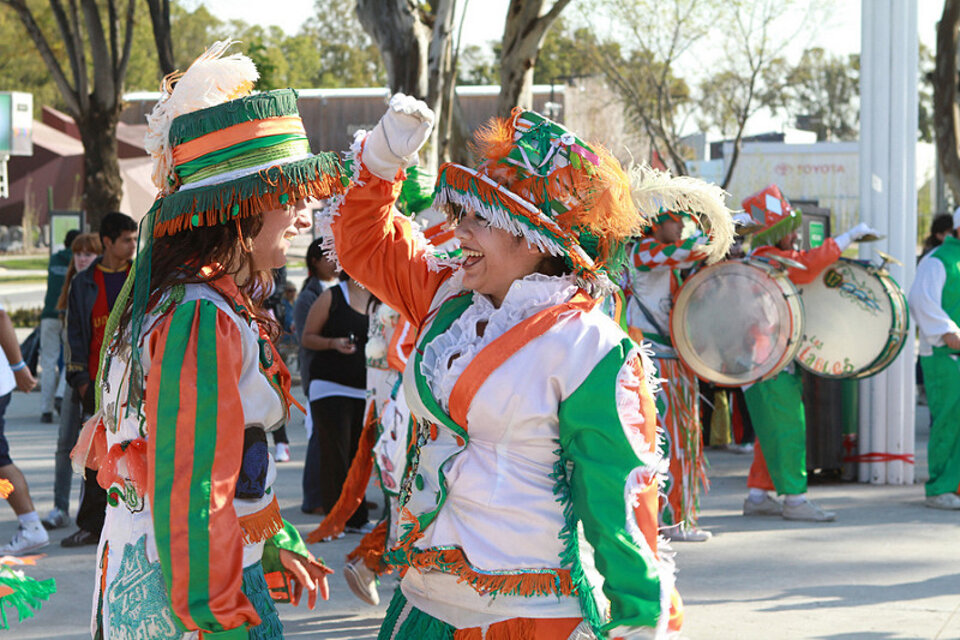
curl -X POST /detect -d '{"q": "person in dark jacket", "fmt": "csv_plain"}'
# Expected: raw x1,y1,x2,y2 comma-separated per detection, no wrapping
39,229,78,423
61,212,136,547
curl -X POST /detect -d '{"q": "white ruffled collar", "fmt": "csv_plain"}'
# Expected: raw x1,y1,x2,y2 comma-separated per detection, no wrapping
420,273,578,413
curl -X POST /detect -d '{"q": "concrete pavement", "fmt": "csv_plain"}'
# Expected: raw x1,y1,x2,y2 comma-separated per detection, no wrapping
0,388,956,639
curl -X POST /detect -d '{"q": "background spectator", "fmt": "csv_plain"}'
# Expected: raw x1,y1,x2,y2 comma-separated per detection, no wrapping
38,229,78,423
42,233,102,530
60,214,136,546
0,302,47,554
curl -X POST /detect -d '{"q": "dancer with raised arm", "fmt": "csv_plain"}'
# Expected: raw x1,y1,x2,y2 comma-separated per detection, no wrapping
330,96,681,639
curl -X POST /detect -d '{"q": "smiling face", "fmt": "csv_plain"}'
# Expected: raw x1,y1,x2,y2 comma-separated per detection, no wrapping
252,200,312,270
450,206,546,307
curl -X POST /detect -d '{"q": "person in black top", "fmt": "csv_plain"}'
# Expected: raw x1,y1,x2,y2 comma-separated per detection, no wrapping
299,271,372,531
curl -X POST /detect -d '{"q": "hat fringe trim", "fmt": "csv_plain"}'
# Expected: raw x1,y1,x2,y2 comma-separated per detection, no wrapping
750,210,803,249
168,89,300,147
434,164,596,275
153,153,346,238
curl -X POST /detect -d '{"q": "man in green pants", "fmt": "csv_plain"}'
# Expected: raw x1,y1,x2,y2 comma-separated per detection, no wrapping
908,209,960,510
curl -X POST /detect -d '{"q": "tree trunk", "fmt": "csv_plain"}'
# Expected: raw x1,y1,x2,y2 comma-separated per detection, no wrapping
356,0,430,97
934,0,960,202
147,0,176,77
356,0,457,174
78,102,123,228
497,0,571,118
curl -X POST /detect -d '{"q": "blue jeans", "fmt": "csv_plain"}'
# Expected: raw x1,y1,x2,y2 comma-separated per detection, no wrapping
53,389,82,513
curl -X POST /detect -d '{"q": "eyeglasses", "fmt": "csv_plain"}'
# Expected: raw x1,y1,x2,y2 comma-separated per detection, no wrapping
445,203,491,230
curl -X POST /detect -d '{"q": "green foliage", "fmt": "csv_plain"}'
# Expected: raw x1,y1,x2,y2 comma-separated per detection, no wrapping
8,306,41,327
781,47,859,141
0,3,69,114
457,44,498,85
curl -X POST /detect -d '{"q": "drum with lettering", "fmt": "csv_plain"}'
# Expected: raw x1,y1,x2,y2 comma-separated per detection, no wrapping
670,259,804,386
795,258,909,378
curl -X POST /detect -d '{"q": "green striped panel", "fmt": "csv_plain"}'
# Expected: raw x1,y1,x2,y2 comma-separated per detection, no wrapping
185,299,221,629
152,303,195,603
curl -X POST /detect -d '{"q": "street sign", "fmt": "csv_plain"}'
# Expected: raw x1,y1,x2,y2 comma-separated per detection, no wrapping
0,92,33,156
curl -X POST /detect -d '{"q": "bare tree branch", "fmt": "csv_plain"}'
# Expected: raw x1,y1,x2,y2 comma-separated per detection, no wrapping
146,0,176,77
116,0,137,86
81,0,116,104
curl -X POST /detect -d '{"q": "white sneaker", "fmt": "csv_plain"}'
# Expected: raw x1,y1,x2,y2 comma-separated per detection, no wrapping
42,508,69,530
343,558,379,606
743,494,783,516
275,443,291,463
925,493,960,510
664,524,713,542
0,525,50,555
782,499,835,522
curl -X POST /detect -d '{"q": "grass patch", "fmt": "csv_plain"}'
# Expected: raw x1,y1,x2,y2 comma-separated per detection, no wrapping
0,275,47,285
286,259,305,270
0,256,50,271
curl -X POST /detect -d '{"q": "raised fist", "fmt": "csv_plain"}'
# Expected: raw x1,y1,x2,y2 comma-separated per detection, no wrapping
362,93,435,181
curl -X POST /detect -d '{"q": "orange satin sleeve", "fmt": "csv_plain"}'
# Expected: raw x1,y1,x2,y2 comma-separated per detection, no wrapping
332,164,453,328
753,238,841,285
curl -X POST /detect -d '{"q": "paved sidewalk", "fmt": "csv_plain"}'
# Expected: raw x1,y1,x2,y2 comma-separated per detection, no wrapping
0,389,956,639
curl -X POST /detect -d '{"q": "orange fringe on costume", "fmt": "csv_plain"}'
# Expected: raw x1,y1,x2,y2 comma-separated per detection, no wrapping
237,495,284,545
0,479,12,499
346,519,388,573
403,547,576,598
305,402,379,543
152,170,346,238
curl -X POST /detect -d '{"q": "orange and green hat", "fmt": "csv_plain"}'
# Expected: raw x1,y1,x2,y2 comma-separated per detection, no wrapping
432,108,643,284
741,184,801,247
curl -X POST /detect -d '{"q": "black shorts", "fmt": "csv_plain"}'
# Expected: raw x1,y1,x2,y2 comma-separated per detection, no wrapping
0,392,13,467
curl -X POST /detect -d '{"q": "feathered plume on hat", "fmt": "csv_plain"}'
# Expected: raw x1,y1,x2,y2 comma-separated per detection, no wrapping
628,164,736,263
141,41,346,238
432,108,644,285
145,41,259,195
101,41,347,418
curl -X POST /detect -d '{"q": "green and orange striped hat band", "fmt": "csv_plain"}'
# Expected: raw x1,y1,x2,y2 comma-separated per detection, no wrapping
151,89,347,237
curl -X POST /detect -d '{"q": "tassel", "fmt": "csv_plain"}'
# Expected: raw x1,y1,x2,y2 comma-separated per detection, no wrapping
306,404,379,543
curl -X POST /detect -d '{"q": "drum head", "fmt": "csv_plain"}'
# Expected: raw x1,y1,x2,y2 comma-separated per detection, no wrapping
671,261,802,386
796,259,903,378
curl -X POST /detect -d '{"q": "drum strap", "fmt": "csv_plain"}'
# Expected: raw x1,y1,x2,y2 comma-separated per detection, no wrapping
632,296,669,340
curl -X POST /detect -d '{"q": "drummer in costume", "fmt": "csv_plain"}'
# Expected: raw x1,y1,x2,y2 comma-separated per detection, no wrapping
908,209,960,510
622,167,735,542
330,95,681,638
740,185,878,522
74,43,340,638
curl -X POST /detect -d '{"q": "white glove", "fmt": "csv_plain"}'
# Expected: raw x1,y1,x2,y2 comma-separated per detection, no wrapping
834,222,879,251
361,93,435,181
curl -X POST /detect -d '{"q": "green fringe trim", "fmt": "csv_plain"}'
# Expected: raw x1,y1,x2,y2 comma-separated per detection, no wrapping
378,589,455,640
0,567,56,630
155,153,347,237
241,562,283,640
550,447,604,636
750,208,803,248
169,89,301,147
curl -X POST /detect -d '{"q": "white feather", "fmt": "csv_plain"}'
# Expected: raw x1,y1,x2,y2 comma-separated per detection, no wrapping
629,164,736,264
145,40,260,193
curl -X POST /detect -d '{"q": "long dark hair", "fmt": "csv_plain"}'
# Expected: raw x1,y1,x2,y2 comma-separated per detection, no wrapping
923,213,955,252
118,216,281,340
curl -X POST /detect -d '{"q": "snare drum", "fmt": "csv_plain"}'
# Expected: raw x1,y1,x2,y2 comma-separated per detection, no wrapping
670,259,804,386
795,258,909,378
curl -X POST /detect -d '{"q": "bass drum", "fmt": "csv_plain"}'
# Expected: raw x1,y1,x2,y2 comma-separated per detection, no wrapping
670,259,804,387
795,258,909,378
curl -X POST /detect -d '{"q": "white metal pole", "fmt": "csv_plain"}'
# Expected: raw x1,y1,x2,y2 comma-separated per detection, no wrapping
858,0,918,485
